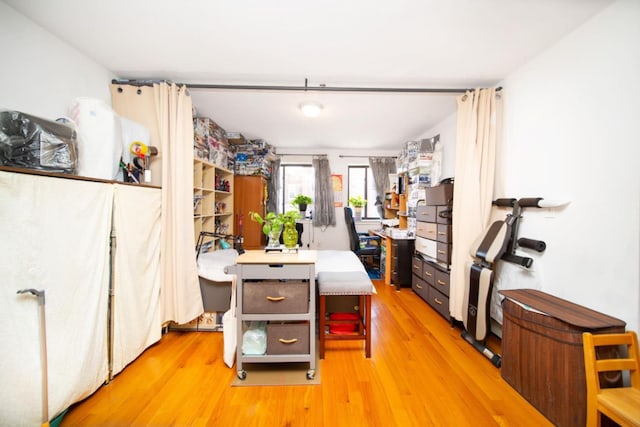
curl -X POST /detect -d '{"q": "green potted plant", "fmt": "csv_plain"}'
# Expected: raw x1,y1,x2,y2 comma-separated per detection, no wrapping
348,195,367,220
291,194,312,214
249,210,302,248
249,211,284,248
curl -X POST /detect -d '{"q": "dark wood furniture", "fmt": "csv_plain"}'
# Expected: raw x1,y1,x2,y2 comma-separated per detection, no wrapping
500,289,626,427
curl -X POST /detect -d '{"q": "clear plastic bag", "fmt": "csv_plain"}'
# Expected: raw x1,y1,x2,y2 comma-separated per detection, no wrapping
242,321,267,355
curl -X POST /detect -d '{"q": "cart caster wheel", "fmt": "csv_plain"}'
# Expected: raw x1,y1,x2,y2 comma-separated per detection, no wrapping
237,370,246,380
306,370,315,380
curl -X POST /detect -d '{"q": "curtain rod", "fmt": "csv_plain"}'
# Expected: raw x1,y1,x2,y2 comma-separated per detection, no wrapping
278,153,326,157
113,78,502,94
339,155,397,159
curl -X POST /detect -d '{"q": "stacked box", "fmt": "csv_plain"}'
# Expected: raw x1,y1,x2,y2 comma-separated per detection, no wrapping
193,117,234,169
234,139,276,177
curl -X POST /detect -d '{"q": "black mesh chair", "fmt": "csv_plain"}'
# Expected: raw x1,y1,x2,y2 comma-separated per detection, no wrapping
344,207,381,269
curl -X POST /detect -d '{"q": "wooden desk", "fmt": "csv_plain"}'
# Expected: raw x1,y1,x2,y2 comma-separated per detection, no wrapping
369,230,414,290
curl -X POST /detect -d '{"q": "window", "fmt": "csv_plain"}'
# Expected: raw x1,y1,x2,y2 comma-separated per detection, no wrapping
348,165,379,219
279,164,314,216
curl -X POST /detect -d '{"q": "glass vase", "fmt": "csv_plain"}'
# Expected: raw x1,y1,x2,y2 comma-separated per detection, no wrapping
267,227,282,248
282,223,298,249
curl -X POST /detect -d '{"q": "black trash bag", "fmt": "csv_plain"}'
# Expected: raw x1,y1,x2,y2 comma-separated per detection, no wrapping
0,110,78,173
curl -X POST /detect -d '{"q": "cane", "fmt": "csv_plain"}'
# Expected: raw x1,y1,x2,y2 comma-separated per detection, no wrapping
17,289,49,427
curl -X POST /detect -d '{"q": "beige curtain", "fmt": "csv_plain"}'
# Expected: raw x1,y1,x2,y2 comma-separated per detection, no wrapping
111,82,202,325
449,88,502,321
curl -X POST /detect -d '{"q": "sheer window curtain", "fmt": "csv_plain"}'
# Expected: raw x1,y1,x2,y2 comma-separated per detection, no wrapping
111,82,202,325
312,155,336,227
449,88,501,321
369,157,397,213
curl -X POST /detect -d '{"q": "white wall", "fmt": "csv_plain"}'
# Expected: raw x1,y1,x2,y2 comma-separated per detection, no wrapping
0,2,113,119
424,0,640,332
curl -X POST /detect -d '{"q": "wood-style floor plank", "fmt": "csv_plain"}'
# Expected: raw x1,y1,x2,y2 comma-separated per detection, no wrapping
60,280,552,426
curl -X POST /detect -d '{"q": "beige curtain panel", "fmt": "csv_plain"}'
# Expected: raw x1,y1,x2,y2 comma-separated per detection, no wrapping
449,88,502,321
111,82,202,326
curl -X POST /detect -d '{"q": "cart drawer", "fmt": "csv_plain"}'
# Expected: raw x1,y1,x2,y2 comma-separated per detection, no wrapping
241,263,312,280
267,322,309,355
243,281,308,314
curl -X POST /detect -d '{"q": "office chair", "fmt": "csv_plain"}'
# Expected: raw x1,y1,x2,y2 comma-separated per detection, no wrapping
582,331,640,427
344,207,380,269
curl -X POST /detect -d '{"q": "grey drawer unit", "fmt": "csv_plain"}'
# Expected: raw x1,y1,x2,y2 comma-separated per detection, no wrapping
267,322,310,355
412,275,429,301
424,182,453,206
436,224,451,244
428,286,451,321
422,261,435,286
415,205,436,223
416,221,437,240
436,206,452,224
243,281,309,314
412,256,423,277
434,269,451,297
436,242,451,265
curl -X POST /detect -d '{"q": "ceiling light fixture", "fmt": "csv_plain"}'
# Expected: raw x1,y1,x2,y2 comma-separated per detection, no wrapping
299,100,323,118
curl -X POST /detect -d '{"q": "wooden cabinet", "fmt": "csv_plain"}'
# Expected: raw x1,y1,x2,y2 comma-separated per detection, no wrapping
234,175,267,249
412,182,453,320
383,191,400,219
193,158,234,251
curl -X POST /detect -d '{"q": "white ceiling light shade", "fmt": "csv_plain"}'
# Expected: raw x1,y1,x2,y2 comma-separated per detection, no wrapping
299,100,323,118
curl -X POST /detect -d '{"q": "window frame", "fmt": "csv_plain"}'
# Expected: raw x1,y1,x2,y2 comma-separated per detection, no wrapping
347,165,380,220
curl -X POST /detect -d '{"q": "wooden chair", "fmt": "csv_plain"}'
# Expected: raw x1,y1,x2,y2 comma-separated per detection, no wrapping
582,331,640,427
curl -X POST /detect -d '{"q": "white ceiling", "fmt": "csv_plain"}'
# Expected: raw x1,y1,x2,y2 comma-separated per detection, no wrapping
5,0,614,151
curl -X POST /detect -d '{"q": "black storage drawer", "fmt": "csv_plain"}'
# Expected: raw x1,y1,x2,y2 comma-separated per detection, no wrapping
427,286,450,321
411,256,423,277
434,269,451,297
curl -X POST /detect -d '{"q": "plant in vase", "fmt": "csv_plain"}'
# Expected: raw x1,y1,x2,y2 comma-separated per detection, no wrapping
291,194,312,215
249,210,302,249
249,211,284,248
281,210,302,248
348,195,367,221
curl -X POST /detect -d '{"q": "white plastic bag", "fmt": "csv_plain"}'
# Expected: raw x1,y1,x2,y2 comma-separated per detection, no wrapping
69,97,123,180
223,276,237,368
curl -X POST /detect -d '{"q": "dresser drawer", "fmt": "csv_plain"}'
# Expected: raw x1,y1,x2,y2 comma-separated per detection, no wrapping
266,322,309,355
412,275,429,301
437,224,451,244
434,269,451,297
428,286,450,321
411,256,423,277
243,280,308,314
415,205,436,223
436,242,451,265
416,221,437,240
436,206,452,224
422,262,436,286
415,236,437,259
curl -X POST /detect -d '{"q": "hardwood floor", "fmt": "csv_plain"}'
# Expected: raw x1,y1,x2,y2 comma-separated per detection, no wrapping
60,280,552,427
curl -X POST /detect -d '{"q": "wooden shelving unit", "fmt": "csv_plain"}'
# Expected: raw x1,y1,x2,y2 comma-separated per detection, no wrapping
194,158,234,252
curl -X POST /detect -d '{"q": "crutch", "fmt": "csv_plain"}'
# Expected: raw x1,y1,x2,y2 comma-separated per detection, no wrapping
17,289,49,427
